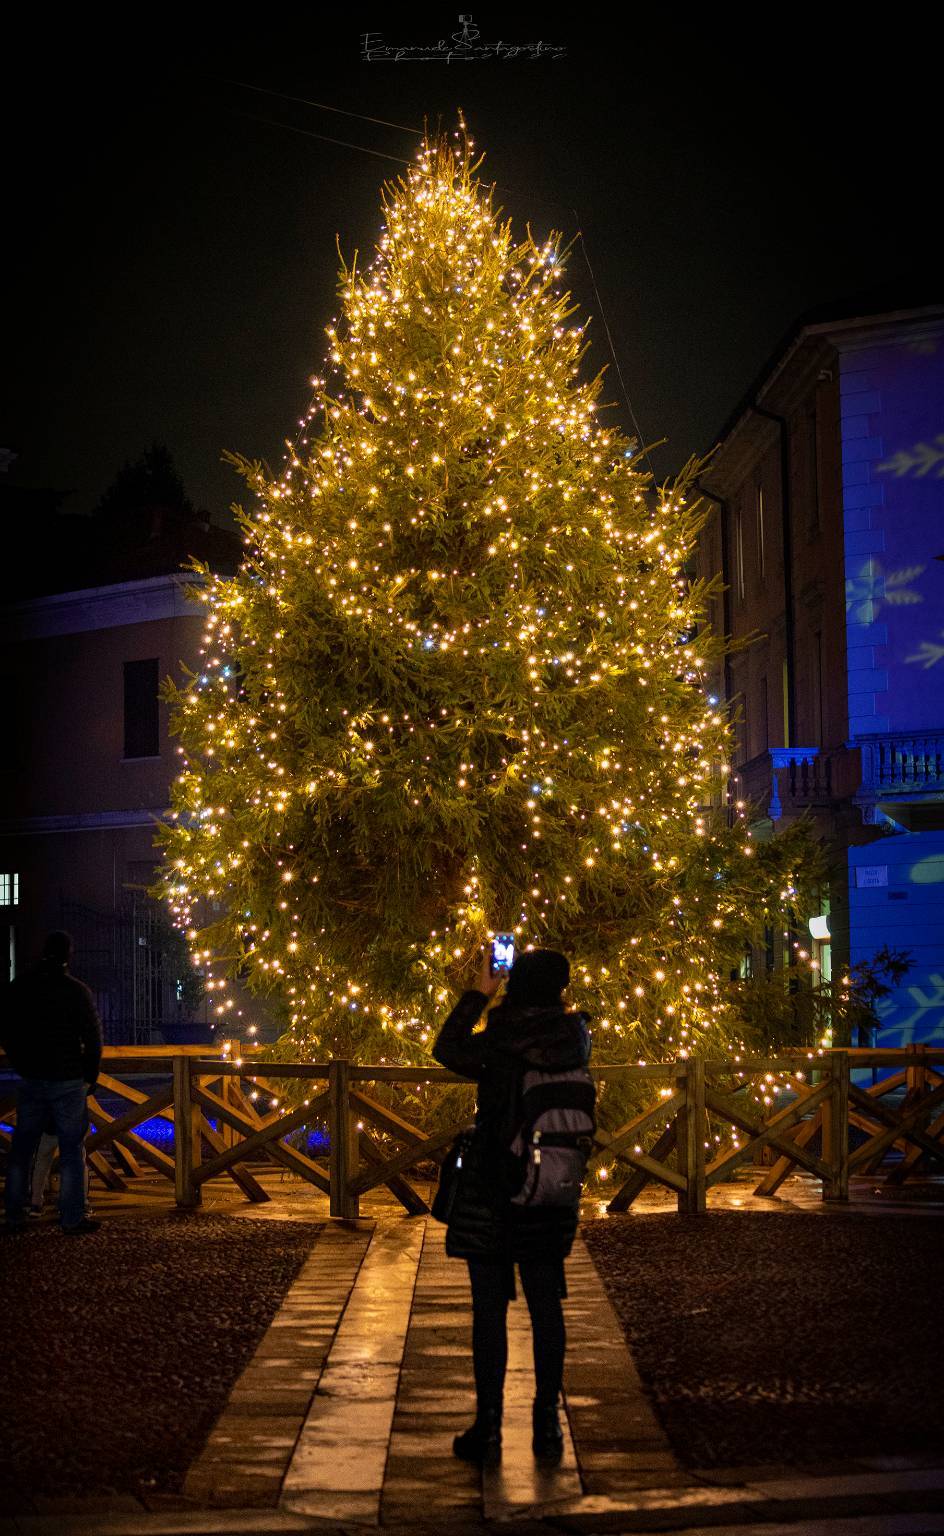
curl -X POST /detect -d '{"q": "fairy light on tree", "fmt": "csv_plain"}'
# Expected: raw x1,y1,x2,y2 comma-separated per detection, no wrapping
156,123,816,1066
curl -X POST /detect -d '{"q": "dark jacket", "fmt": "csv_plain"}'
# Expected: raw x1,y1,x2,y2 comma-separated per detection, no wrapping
432,989,591,1263
0,960,103,1084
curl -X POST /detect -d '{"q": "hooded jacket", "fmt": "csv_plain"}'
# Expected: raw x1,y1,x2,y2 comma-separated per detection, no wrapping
432,989,591,1263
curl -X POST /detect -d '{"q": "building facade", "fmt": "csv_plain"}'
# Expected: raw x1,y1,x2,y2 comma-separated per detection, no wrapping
695,301,944,1045
0,575,215,1040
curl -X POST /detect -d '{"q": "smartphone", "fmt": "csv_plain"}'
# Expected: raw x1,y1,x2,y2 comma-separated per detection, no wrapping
490,933,515,975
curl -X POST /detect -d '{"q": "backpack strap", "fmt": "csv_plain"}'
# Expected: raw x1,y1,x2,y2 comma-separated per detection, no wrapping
528,1131,595,1150
520,1079,597,1123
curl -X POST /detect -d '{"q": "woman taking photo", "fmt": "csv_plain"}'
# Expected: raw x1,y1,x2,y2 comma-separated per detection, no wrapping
432,946,593,1468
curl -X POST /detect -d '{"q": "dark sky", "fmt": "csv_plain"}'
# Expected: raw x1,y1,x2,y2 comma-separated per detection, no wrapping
5,13,939,523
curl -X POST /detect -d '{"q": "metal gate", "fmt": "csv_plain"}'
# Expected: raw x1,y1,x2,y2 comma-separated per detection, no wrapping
60,895,192,1045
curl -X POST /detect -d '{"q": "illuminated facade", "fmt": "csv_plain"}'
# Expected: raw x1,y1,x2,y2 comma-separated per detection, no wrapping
695,300,944,1044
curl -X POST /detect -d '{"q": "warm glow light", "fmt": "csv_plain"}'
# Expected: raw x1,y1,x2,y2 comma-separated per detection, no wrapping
154,125,817,1074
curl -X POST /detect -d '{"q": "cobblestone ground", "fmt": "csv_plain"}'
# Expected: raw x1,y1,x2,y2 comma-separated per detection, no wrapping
0,1212,320,1506
582,1209,944,1470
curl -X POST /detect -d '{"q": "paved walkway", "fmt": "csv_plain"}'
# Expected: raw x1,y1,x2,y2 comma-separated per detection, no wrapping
80,1213,944,1534
183,1217,677,1521
4,1195,944,1535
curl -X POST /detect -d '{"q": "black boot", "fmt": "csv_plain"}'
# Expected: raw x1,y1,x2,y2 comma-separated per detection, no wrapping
532,1398,564,1465
453,1405,502,1466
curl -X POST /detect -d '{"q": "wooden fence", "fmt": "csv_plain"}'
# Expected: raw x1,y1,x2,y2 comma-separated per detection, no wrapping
2,1046,942,1217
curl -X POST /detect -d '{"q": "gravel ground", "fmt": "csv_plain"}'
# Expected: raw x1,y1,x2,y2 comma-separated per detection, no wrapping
582,1211,944,1470
0,1212,320,1506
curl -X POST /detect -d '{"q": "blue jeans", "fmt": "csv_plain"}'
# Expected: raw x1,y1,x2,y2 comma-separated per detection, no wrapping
5,1079,89,1227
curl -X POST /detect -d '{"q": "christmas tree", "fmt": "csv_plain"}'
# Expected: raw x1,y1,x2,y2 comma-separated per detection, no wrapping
158,126,813,1064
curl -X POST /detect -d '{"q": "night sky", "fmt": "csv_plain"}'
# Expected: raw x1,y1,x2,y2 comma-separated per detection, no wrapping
6,14,939,527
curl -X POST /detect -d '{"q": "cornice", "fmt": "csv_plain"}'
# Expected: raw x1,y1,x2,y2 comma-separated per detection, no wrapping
1,573,207,642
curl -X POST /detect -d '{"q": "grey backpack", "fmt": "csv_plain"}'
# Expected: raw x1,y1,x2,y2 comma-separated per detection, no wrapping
509,1064,596,1208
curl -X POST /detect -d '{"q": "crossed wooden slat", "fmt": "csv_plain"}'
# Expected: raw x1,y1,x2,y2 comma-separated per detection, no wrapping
751,1067,944,1193
847,1077,944,1173
597,1093,687,1201
189,1082,332,1193
347,1089,468,1206
704,1080,833,1186
600,1075,834,1210
86,1074,271,1202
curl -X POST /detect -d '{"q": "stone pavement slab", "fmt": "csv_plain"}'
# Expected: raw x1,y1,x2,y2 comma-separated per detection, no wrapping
280,1218,425,1521
563,1237,686,1495
381,1217,481,1524
184,1221,373,1507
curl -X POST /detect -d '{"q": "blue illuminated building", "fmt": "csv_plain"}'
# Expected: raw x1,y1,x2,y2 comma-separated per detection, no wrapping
696,298,944,1044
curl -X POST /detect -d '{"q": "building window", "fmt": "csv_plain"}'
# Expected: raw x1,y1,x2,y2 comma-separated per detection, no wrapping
808,899,831,989
734,503,745,602
756,484,766,581
0,872,19,906
758,675,769,753
123,659,160,760
764,925,775,972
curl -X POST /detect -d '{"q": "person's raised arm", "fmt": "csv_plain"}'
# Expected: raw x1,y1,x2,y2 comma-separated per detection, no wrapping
431,951,503,1080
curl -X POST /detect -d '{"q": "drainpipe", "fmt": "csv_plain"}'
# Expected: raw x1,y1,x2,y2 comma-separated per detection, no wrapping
694,483,733,707
749,405,796,748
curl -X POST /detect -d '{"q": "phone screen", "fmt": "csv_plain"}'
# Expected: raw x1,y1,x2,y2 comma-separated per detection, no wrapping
490,934,515,975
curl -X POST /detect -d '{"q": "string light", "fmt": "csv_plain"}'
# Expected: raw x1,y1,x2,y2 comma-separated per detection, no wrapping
156,126,814,1074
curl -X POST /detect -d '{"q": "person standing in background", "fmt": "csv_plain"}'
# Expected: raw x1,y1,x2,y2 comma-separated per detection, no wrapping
1,931,103,1234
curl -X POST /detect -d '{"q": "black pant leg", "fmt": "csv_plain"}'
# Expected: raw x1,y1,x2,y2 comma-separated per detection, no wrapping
519,1258,566,1407
467,1260,509,1414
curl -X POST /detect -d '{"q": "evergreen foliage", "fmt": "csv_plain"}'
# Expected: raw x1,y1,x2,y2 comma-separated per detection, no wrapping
157,129,817,1063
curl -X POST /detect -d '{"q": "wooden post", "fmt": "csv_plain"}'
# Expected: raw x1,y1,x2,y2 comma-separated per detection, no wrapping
823,1049,849,1202
675,1056,706,1214
221,1039,240,1149
329,1059,358,1219
172,1055,201,1208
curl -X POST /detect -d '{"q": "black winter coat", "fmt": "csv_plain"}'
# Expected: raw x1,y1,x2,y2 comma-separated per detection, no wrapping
0,960,103,1083
432,989,591,1264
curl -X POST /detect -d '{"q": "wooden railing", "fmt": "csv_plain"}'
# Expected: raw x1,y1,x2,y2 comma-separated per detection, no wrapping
2,1046,942,1217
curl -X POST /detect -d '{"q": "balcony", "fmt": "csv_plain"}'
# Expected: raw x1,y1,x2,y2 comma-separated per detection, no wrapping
730,747,832,823
730,734,944,831
854,731,944,829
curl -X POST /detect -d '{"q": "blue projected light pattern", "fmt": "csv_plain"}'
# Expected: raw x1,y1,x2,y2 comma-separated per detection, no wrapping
2,1087,332,1154
88,1115,189,1145
84,1118,330,1154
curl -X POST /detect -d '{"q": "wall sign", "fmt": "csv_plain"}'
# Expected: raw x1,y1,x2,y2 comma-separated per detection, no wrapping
855,865,889,888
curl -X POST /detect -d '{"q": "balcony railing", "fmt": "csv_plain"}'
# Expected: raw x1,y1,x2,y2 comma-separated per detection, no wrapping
730,733,944,828
856,732,944,796
730,747,832,822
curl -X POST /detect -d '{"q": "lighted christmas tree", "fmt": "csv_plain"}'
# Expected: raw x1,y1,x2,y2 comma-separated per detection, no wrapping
158,126,814,1063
